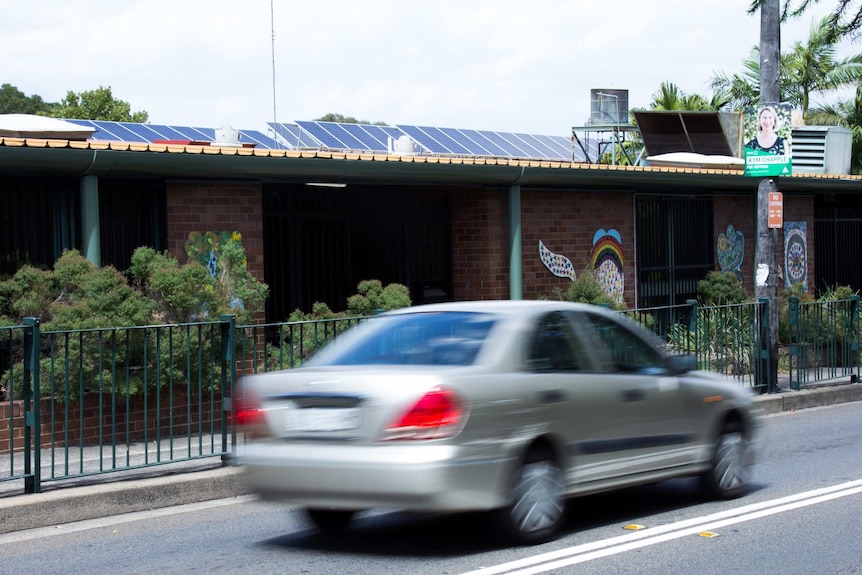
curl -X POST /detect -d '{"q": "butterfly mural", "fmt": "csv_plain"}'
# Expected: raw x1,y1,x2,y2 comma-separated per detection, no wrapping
539,240,576,281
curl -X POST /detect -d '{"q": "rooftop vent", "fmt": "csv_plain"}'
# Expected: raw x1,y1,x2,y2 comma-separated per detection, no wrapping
790,126,852,175
214,125,241,147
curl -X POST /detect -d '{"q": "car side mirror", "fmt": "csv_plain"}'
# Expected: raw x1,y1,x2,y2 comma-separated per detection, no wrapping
666,354,697,375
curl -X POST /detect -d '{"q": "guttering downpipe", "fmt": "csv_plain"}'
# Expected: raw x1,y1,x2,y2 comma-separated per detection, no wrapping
508,166,526,300
80,150,101,267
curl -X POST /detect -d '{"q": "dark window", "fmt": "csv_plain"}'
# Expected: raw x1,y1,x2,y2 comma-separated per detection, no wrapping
0,178,79,276
815,199,862,295
581,312,664,373
99,179,166,272
527,312,585,372
636,196,714,308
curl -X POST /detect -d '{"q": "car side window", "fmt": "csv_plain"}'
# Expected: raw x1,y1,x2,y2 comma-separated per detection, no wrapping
526,312,586,372
580,312,664,374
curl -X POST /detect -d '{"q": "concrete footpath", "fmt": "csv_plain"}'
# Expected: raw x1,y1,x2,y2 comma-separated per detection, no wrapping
1,379,861,535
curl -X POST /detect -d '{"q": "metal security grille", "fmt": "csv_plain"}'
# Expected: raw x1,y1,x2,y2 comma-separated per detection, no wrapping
0,178,79,276
636,196,715,308
815,200,862,294
99,179,166,272
262,185,452,324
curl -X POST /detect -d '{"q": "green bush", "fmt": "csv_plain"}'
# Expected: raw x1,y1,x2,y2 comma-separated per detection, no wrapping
697,271,747,306
0,243,267,401
552,268,626,310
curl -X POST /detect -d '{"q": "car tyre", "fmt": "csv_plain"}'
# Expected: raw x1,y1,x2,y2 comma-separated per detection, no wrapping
494,450,566,545
304,508,356,533
702,422,751,499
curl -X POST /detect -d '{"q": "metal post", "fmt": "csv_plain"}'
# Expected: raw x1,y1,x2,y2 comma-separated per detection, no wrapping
508,185,523,300
80,175,101,267
220,314,236,464
23,317,41,493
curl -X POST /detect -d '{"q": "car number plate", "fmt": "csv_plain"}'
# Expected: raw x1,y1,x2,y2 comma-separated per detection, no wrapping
285,407,361,432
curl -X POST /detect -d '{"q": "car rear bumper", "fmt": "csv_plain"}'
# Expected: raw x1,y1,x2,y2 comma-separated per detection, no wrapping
236,442,511,512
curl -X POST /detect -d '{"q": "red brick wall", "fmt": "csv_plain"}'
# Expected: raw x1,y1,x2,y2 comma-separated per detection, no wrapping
450,187,636,307
450,187,510,301
165,181,265,286
521,191,635,307
713,194,756,295
712,193,815,296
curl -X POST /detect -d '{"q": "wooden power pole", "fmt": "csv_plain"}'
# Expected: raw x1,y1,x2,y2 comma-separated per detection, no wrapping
756,0,781,392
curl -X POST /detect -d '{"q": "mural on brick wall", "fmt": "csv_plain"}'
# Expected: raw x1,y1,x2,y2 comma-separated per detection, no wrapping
784,221,808,291
538,240,577,280
185,230,246,309
539,228,625,303
590,229,625,304
716,224,745,278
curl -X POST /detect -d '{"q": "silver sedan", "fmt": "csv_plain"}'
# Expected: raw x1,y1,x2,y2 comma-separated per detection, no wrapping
235,300,762,545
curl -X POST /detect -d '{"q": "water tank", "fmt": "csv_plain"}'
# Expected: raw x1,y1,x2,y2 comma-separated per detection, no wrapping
590,89,629,125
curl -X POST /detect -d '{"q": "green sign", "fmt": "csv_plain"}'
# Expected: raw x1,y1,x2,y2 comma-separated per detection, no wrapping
744,147,792,177
743,104,793,177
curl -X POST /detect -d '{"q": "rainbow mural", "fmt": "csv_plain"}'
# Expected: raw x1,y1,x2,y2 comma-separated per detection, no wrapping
591,229,625,303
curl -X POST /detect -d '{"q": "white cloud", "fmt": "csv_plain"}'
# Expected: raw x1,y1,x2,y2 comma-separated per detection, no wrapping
1,0,852,136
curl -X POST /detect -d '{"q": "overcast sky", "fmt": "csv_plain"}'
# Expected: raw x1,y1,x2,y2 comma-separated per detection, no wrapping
1,0,853,136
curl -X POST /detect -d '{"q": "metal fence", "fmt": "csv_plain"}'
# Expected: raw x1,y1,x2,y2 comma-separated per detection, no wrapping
2,298,860,495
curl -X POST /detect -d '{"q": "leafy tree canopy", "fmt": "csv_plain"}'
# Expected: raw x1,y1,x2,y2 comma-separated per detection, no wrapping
315,112,387,126
748,0,862,40
0,83,55,115
50,85,148,122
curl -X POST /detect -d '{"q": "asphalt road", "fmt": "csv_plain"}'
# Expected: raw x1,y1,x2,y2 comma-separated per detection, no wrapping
0,392,860,574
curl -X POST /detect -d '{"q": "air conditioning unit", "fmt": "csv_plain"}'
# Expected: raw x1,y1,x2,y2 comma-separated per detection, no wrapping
791,126,852,175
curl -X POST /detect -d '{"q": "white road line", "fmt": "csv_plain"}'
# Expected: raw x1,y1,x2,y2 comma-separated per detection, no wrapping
462,479,862,575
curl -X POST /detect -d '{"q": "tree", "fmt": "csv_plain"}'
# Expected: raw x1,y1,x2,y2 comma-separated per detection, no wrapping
711,15,862,117
807,83,862,172
315,113,387,126
50,86,148,122
649,81,730,111
748,0,862,40
0,83,56,115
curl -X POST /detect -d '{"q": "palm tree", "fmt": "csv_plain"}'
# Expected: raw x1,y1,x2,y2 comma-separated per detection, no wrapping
807,83,862,173
748,0,862,40
712,16,862,118
649,81,730,111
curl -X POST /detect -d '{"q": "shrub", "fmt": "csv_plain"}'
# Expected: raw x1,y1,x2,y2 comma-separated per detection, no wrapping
553,268,626,310
697,271,747,306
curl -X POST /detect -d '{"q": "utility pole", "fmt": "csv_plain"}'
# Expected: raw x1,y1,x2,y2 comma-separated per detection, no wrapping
756,0,780,392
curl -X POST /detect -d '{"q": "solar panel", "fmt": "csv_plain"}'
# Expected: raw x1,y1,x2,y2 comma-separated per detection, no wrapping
395,125,450,154
267,123,322,148
237,129,280,149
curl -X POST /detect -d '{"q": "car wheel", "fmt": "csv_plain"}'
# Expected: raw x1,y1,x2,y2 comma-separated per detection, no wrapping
304,508,356,533
702,423,751,499
494,451,566,545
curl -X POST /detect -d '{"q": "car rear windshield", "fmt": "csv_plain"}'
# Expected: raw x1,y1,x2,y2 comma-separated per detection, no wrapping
309,312,497,366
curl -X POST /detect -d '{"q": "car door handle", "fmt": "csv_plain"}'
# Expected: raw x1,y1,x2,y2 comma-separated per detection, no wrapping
539,389,567,404
621,389,646,402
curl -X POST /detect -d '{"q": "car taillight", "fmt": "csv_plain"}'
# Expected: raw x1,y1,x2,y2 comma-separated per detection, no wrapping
384,387,464,440
233,392,271,438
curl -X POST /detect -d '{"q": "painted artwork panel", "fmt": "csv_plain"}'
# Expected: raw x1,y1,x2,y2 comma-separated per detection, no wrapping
783,221,808,292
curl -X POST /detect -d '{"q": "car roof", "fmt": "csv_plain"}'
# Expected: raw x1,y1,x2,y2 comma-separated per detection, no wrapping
384,299,608,317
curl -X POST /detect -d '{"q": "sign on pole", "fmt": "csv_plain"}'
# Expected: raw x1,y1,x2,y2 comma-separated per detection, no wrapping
744,103,793,177
768,191,783,228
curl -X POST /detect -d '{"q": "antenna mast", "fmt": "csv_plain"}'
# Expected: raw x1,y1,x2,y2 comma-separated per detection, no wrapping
270,0,278,144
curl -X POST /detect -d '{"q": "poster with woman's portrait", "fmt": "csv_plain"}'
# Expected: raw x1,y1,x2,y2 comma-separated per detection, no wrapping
743,103,794,177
